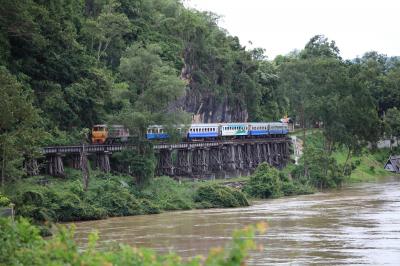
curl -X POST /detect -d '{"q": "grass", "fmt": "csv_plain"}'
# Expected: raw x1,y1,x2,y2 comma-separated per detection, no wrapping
298,130,396,183
332,148,393,183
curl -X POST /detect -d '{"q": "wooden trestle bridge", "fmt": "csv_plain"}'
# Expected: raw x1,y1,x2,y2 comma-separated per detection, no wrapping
39,137,291,178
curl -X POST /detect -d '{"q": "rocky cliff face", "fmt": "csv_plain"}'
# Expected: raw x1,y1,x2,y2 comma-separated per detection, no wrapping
181,87,248,123
175,59,249,123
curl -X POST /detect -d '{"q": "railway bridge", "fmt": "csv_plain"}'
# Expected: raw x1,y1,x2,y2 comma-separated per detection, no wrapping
39,137,291,178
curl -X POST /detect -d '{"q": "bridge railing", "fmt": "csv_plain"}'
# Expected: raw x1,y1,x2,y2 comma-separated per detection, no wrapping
41,137,291,155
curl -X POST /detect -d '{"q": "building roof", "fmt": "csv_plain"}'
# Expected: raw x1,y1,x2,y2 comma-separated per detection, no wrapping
384,155,400,173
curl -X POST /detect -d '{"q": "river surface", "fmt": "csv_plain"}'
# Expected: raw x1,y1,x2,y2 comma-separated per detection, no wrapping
71,177,400,265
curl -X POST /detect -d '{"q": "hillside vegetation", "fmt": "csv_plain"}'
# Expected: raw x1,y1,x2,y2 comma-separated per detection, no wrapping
1,0,400,226
2,0,400,185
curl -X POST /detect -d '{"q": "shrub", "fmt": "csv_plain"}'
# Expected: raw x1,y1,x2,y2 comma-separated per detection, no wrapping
194,184,249,208
138,199,161,214
0,193,11,207
140,176,194,210
0,218,265,266
281,181,314,196
369,165,375,173
244,163,282,198
87,179,142,217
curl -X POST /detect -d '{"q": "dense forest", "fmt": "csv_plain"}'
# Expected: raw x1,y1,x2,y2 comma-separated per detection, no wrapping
1,0,400,185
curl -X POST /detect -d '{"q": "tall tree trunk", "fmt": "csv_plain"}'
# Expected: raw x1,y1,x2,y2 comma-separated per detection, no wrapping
97,41,102,61
343,147,352,176
80,144,89,191
1,143,5,187
300,105,308,177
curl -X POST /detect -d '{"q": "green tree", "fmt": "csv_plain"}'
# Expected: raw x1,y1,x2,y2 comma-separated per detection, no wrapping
81,0,131,62
0,67,42,185
244,163,282,198
385,107,400,148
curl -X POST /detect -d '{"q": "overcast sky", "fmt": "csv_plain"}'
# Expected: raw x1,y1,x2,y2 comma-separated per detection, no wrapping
183,0,400,60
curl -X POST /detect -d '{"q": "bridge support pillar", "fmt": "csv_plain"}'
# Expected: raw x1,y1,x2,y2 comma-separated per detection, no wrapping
255,144,263,167
46,153,65,177
235,144,244,171
158,149,174,176
267,143,272,165
96,152,111,173
261,144,268,163
209,146,223,177
25,159,39,176
223,144,239,177
176,149,192,176
244,144,253,170
70,154,81,169
273,143,279,166
192,148,209,176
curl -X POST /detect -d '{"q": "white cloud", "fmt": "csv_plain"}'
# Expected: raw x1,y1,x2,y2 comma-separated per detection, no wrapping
184,0,400,59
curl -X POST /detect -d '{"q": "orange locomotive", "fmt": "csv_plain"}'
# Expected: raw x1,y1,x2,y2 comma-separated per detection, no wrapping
91,124,129,144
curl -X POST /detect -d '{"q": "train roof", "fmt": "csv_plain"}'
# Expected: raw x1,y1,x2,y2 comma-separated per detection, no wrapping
220,122,248,125
248,122,270,125
190,123,220,127
269,122,286,125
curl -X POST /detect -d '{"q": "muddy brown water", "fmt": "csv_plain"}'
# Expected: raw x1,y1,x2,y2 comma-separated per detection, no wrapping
71,177,400,265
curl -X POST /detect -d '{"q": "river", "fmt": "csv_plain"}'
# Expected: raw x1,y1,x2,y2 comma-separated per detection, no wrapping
71,177,400,265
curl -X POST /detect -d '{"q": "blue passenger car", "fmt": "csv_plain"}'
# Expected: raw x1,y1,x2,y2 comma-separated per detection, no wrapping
187,124,219,140
249,123,269,137
146,125,169,140
269,122,288,135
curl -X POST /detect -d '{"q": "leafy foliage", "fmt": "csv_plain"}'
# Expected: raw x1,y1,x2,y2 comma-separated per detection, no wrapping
3,172,249,223
0,192,10,207
111,148,156,185
244,163,315,198
194,184,249,208
244,163,282,198
0,217,266,266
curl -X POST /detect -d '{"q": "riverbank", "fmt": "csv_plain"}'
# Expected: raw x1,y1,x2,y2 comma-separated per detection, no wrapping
1,163,313,228
1,143,395,227
1,170,249,226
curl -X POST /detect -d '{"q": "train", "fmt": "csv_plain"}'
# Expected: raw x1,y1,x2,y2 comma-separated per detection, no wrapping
91,122,289,144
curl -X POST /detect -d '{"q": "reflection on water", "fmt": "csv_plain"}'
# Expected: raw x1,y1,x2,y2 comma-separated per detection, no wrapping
71,177,400,265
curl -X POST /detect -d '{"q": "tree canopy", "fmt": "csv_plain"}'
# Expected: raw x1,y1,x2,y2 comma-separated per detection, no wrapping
0,0,398,182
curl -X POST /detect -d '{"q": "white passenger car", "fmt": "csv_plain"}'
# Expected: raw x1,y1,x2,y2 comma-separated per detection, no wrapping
220,123,249,137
